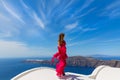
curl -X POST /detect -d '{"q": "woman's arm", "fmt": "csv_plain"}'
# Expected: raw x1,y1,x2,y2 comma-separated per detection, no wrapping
51,46,60,62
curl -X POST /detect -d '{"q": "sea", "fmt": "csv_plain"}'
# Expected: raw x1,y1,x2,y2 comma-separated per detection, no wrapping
0,56,120,80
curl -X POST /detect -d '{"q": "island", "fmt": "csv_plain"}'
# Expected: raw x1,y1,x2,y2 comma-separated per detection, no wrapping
24,56,120,68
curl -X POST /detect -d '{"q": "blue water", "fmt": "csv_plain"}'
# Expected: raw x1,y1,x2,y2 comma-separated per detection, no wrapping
94,57,120,60
0,57,94,80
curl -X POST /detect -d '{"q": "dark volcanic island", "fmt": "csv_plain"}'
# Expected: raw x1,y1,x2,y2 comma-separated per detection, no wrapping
24,56,120,68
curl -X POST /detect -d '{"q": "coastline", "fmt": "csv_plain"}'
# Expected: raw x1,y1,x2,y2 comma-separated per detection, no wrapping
24,56,120,68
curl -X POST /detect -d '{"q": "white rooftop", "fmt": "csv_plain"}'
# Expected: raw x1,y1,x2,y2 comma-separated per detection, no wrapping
11,66,120,80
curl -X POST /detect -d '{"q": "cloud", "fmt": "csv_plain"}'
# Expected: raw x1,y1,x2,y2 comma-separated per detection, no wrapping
80,0,94,11
0,0,46,40
57,9,69,18
106,0,120,10
100,0,120,18
20,0,30,9
81,27,97,32
68,27,97,42
71,26,97,34
40,0,46,10
0,40,28,57
72,0,94,17
33,12,45,29
0,32,12,38
0,13,21,38
54,0,60,4
99,38,120,43
65,22,78,30
76,7,96,19
20,1,45,29
26,28,45,39
0,40,53,58
39,8,46,22
1,0,25,24
68,38,96,47
67,42,79,47
0,13,8,20
108,9,120,18
63,0,74,10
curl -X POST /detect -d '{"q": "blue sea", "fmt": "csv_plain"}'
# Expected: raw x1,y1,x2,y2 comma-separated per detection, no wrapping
1,56,120,80
0,57,95,80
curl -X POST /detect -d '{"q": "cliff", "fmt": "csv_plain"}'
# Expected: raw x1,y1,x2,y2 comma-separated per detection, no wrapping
24,56,120,68
67,56,120,67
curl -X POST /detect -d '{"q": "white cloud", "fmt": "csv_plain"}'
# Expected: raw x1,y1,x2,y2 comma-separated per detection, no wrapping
21,1,45,30
76,7,96,19
0,32,12,38
40,0,45,10
0,40,53,58
0,25,20,39
1,0,25,24
98,38,120,43
20,0,30,9
63,0,74,10
67,42,79,47
0,40,27,57
39,9,46,22
109,9,120,18
0,16,21,38
26,28,45,40
57,9,69,18
0,13,10,21
81,27,97,32
80,0,94,11
26,29,40,36
72,0,94,17
54,0,60,4
0,3,45,41
33,12,45,29
65,22,78,30
68,38,96,47
101,0,120,18
105,0,120,10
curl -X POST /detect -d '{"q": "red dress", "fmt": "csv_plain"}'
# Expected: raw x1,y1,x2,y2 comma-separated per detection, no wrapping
52,41,68,76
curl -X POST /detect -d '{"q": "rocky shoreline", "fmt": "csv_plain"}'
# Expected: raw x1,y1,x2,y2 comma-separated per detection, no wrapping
24,56,120,68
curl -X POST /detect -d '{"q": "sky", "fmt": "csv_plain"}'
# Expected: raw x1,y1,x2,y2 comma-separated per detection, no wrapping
0,0,120,58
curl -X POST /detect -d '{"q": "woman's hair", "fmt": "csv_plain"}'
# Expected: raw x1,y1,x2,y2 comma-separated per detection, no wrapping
58,33,65,46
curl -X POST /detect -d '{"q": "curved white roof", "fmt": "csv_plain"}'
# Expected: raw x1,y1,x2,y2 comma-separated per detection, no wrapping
11,66,120,80
11,67,60,80
11,67,88,80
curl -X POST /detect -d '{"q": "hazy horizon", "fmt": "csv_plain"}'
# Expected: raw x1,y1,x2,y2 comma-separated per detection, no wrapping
0,0,120,58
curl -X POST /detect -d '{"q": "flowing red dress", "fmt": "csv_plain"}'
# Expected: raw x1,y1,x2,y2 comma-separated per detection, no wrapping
52,41,68,76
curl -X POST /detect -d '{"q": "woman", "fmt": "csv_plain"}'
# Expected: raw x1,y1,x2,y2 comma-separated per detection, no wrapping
52,33,68,77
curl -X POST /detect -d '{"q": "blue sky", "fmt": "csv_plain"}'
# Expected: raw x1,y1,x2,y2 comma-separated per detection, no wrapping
0,0,120,58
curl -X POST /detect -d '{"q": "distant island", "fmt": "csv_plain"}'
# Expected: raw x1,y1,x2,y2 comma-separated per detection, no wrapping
24,56,120,68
